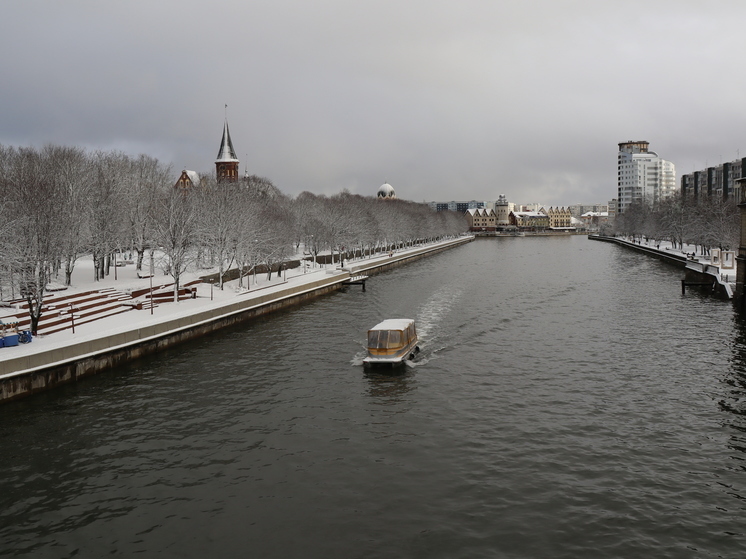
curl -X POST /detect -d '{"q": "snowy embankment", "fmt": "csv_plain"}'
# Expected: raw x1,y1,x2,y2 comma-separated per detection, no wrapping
591,234,737,297
0,236,473,383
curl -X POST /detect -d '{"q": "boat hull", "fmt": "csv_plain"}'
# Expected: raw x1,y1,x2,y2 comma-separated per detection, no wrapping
363,342,419,366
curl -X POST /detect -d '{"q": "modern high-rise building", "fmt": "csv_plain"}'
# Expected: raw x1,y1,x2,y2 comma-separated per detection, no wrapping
617,141,676,213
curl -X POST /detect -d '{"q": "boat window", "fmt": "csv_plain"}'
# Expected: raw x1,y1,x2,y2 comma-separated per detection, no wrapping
387,330,402,348
369,330,388,349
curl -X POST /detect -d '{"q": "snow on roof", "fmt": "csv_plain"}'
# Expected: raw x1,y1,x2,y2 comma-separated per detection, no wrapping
215,120,239,163
377,183,396,197
185,170,200,187
512,211,546,218
466,208,494,216
369,318,414,331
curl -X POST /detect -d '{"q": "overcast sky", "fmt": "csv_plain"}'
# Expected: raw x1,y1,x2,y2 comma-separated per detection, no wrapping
2,0,746,205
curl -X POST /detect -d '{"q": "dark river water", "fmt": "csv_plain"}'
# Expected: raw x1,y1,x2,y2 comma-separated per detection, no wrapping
2,236,746,558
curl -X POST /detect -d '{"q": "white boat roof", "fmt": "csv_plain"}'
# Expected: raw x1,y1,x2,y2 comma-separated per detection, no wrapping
369,318,414,331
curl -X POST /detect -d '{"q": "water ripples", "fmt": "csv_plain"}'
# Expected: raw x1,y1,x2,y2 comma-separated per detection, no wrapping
2,237,746,557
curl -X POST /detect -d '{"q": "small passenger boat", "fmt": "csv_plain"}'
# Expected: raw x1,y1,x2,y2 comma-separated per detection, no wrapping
363,319,419,366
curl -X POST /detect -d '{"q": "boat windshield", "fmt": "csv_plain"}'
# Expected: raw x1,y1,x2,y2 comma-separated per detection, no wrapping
368,329,404,349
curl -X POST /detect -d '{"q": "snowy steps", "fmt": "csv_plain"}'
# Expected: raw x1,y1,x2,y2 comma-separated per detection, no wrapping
5,288,138,335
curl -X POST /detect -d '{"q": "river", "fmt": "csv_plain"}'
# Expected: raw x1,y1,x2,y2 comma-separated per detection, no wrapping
1,235,745,558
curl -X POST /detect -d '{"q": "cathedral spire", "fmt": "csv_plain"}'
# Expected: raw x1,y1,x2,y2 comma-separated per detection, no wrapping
216,120,239,163
215,118,239,182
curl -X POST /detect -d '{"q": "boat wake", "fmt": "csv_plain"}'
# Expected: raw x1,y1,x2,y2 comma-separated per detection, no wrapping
412,284,463,364
352,284,463,367
351,350,367,367
416,283,463,340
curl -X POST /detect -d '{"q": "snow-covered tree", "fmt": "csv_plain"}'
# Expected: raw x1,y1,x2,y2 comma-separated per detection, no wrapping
2,146,67,333
152,188,198,302
123,154,172,271
196,176,244,289
89,151,129,281
47,145,94,286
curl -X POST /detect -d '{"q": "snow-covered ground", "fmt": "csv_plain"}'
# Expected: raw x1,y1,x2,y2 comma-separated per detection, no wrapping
0,239,468,363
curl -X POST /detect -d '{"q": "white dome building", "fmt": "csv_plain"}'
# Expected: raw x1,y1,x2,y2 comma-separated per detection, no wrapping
377,182,396,199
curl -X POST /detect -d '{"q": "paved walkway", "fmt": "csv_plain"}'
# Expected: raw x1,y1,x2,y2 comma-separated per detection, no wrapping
614,235,737,282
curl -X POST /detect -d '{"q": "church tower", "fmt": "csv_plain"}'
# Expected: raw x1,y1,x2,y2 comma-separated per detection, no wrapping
215,119,239,182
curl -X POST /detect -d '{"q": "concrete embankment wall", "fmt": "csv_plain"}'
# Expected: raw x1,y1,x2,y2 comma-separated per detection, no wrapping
0,236,473,403
588,235,687,267
588,235,731,299
347,236,472,276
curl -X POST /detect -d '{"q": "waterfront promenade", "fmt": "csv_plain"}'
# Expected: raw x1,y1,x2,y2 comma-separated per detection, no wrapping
0,236,472,402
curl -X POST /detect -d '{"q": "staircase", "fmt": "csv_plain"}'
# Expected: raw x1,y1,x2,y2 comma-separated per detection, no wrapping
3,289,134,335
1,279,204,336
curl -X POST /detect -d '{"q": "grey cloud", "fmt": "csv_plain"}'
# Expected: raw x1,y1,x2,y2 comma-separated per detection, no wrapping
2,1,746,206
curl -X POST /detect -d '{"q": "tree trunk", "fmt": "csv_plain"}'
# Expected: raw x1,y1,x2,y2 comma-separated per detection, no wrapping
64,258,74,286
93,252,101,281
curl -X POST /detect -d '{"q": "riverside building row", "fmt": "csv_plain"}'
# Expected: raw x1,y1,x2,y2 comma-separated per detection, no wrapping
433,196,608,219
465,205,579,232
680,157,746,202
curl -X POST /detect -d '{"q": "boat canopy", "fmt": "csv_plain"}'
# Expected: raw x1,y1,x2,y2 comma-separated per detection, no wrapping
367,319,416,350
369,319,414,332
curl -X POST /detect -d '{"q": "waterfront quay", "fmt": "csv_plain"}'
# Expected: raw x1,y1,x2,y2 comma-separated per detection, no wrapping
0,236,472,403
589,234,736,299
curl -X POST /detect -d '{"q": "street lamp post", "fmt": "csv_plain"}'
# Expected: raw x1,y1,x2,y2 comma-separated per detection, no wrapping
253,239,258,286
69,304,77,334
149,251,154,315
309,235,314,269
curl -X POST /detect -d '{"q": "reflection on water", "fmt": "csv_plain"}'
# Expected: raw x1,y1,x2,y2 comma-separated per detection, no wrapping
722,315,746,503
2,236,746,558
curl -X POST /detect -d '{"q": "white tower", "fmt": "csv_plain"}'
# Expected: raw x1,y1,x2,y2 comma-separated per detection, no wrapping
495,194,510,226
